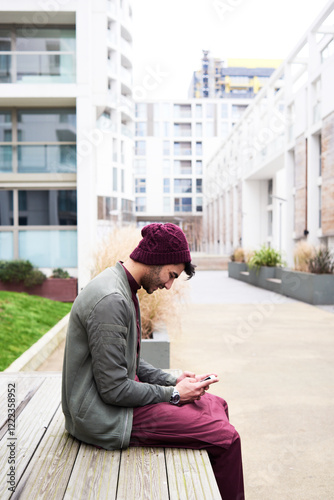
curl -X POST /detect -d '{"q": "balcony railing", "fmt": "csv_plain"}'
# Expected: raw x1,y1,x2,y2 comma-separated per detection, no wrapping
0,51,76,84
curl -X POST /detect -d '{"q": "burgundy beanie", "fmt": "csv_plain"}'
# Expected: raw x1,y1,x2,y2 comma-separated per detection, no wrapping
130,223,191,265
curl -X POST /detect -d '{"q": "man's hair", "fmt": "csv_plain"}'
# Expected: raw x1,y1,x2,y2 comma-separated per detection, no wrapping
184,262,196,280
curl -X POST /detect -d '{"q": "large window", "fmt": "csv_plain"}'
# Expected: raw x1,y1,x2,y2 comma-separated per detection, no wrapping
174,160,191,175
135,178,146,193
174,179,192,193
0,188,77,266
0,109,76,174
0,27,76,84
174,197,192,212
18,190,77,226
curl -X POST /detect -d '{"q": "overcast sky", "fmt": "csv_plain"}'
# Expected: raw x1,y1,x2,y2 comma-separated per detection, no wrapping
131,0,331,100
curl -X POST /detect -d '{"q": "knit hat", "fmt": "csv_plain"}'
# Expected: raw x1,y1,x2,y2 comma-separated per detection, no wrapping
130,223,191,265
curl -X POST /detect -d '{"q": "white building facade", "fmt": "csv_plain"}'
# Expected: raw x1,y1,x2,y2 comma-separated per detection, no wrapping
0,0,134,289
134,98,252,251
204,1,334,266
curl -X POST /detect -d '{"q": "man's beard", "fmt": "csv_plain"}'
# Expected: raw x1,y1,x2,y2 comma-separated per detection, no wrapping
141,266,163,294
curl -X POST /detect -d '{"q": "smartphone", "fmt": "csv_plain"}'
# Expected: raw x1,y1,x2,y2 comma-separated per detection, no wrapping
200,375,217,382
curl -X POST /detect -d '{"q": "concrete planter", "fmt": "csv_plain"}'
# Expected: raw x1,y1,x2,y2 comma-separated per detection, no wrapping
0,277,78,302
141,325,170,369
249,266,277,289
281,269,334,305
228,261,247,279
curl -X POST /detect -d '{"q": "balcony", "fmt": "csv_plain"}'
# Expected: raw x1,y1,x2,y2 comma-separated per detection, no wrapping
0,51,76,84
120,66,132,88
120,38,133,61
107,0,117,18
107,30,117,47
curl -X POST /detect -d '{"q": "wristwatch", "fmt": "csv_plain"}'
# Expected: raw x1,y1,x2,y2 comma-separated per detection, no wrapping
169,388,180,405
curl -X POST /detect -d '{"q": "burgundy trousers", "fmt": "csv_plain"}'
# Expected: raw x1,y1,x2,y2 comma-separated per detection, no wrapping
130,392,245,500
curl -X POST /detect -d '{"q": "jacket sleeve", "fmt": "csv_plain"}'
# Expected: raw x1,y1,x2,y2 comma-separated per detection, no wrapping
86,293,174,407
138,358,178,386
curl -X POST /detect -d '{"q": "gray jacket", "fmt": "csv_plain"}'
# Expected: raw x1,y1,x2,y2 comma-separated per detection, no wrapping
62,262,177,450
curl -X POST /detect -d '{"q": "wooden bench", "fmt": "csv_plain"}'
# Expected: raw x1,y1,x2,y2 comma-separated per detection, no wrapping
0,372,221,499
239,271,249,276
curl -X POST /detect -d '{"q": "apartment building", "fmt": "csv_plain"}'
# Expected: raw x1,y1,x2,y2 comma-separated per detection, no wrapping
133,98,257,251
0,0,134,289
204,1,334,266
189,52,282,99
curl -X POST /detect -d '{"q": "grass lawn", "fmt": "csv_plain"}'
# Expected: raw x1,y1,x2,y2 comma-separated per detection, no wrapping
0,291,72,371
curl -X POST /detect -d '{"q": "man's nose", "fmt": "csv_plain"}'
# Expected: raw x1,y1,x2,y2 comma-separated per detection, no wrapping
164,278,174,290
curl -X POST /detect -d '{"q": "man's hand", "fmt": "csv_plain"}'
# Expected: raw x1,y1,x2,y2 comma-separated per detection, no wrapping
175,375,218,405
176,371,196,384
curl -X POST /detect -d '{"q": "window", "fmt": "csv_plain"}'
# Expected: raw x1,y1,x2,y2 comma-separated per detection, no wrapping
153,122,160,136
163,140,170,156
174,160,192,175
174,123,191,137
135,103,147,119
98,196,117,219
196,142,202,155
221,103,228,119
135,178,146,193
0,112,12,172
196,196,203,212
163,160,170,175
163,178,170,193
268,179,273,204
174,179,192,193
321,38,334,62
135,122,147,136
206,122,214,137
135,140,146,155
174,104,191,119
162,122,170,137
174,142,191,155
136,197,146,212
0,190,13,225
0,27,76,84
196,179,202,193
195,123,202,136
319,135,322,176
268,210,273,237
121,170,124,192
18,190,77,226
163,197,171,213
162,103,170,120
113,167,118,190
195,104,202,118
206,103,214,119
134,159,146,175
231,105,247,121
221,122,229,138
196,160,202,175
14,109,76,174
174,197,192,212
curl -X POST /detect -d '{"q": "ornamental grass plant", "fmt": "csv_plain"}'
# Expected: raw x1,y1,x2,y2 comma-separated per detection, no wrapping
91,226,189,338
293,241,315,272
308,247,334,274
248,245,284,270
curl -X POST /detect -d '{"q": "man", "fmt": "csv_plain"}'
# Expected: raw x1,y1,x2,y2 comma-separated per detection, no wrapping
62,223,244,500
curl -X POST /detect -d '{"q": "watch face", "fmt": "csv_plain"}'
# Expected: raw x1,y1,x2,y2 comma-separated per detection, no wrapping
171,391,180,404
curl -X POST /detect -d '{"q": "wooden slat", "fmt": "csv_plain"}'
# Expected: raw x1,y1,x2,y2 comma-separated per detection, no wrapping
11,407,79,500
0,377,61,500
64,443,121,500
117,447,169,500
165,448,221,500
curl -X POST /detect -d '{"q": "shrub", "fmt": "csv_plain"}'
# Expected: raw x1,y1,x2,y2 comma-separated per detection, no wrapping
308,247,334,274
294,241,315,272
248,245,284,269
231,247,245,262
52,268,70,279
91,226,189,338
0,260,47,288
